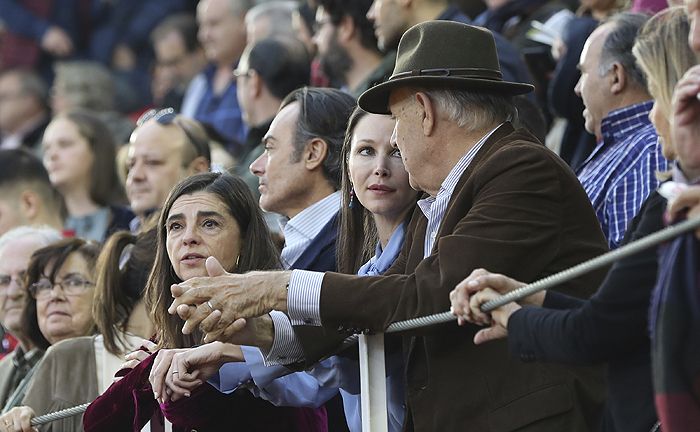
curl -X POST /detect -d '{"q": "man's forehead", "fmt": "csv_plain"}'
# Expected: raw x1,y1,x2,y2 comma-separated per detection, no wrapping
267,102,300,138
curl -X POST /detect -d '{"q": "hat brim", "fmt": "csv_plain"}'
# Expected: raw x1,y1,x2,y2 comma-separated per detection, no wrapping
358,76,535,115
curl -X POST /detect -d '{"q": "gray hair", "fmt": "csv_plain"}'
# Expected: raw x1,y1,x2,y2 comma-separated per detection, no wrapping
229,0,257,17
53,61,115,112
0,225,62,254
598,12,650,90
245,0,297,32
420,88,516,132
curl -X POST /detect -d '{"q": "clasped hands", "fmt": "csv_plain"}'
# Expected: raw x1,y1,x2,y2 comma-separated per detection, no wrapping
449,269,544,344
168,256,291,345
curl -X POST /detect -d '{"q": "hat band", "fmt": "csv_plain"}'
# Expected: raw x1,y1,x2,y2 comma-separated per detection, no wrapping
390,67,503,81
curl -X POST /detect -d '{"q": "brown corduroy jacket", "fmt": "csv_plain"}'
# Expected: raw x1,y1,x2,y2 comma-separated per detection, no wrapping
295,123,610,432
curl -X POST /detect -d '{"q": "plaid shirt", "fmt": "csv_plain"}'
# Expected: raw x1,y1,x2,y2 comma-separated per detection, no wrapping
577,101,668,249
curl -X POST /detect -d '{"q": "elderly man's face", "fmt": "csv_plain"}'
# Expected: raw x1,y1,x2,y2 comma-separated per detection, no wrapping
154,31,202,88
388,88,429,194
0,237,45,335
0,73,39,134
574,23,614,138
197,0,247,65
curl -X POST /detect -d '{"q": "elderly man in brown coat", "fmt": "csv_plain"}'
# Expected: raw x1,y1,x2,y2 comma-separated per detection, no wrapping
168,21,609,431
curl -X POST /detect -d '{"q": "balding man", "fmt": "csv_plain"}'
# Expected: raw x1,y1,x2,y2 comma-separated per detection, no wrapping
126,110,210,232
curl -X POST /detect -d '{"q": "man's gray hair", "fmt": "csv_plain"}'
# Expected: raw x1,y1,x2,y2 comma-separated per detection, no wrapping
0,226,62,254
228,0,256,17
420,88,516,132
245,1,296,33
598,12,649,90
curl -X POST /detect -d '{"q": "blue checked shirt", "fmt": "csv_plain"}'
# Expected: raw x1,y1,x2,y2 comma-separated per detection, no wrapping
263,125,500,365
577,101,668,249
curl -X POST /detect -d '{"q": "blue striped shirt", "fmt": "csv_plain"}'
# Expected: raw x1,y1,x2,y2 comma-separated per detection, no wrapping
576,101,668,249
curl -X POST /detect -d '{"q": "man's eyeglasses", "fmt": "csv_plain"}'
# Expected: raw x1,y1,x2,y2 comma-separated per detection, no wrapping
136,108,209,160
29,276,95,300
0,271,27,293
232,68,253,79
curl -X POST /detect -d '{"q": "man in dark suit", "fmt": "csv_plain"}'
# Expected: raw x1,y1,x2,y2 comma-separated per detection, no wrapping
0,69,49,152
170,21,609,431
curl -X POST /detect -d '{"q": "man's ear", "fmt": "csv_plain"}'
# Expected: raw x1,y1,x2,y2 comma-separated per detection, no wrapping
19,190,40,221
338,15,355,43
414,91,436,136
303,138,329,171
188,156,210,174
249,70,263,98
609,62,627,95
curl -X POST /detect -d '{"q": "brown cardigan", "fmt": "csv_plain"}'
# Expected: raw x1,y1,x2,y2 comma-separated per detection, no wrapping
22,336,98,432
295,123,610,431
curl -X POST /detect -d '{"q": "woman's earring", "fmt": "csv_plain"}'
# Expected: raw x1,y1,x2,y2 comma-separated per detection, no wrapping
349,188,355,209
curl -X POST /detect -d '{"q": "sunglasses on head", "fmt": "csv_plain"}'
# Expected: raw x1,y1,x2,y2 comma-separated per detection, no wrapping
137,108,209,159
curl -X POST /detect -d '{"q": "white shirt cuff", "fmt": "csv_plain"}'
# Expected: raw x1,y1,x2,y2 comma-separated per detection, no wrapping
287,270,324,326
262,310,305,365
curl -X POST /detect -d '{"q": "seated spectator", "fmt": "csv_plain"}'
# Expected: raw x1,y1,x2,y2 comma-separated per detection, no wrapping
181,0,252,156
452,10,698,432
150,13,207,112
0,149,63,236
575,12,668,249
0,226,61,412
41,111,133,242
83,172,325,432
0,238,100,429
51,61,135,146
125,109,211,233
0,227,157,432
314,0,384,96
233,37,310,198
0,69,49,152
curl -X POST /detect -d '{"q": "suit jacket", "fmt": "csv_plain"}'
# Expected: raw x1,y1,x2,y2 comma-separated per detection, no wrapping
295,123,609,432
509,191,664,431
290,213,339,272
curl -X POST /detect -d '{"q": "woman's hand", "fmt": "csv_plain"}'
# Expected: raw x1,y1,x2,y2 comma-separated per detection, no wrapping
119,339,158,372
0,406,37,432
149,342,244,403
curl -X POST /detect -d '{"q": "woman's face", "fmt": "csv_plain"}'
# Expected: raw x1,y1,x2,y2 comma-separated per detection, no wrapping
348,114,415,222
36,252,96,345
166,191,242,281
42,117,94,192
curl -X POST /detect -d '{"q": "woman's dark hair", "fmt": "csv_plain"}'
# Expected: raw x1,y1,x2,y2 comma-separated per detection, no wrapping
23,238,101,350
93,227,157,355
146,172,281,349
61,111,127,207
336,107,418,274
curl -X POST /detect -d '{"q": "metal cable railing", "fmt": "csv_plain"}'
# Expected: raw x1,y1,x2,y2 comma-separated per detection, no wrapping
386,216,700,333
25,217,700,426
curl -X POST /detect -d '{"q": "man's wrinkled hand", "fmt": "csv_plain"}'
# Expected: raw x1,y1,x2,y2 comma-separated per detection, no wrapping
168,257,290,340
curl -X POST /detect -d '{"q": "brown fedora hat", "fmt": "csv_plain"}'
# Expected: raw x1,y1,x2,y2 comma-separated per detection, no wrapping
358,20,534,114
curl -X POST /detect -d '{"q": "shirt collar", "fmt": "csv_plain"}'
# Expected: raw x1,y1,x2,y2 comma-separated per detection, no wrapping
418,123,503,219
284,191,341,241
600,100,654,145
